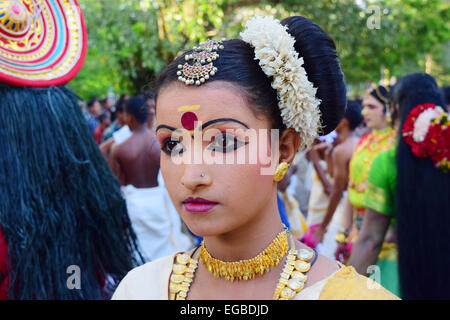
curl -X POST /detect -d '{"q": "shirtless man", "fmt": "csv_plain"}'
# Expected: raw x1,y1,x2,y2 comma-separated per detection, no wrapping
110,95,160,188
312,100,364,243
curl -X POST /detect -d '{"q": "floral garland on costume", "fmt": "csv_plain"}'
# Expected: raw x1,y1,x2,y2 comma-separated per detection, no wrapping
402,103,450,173
349,127,397,194
240,16,322,149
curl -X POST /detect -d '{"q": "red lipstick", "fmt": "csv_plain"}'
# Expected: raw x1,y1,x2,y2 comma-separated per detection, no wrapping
183,197,218,213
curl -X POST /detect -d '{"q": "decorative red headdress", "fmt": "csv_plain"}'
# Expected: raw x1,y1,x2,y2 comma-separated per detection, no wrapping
0,0,87,87
402,103,449,173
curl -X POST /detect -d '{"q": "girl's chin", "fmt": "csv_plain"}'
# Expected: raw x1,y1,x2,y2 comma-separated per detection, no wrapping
185,226,223,238
182,219,232,238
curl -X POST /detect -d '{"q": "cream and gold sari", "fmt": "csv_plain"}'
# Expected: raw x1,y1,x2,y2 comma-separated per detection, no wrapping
112,252,399,300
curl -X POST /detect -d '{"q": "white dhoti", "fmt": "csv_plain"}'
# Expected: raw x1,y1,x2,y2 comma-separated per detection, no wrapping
306,168,330,226
306,164,344,260
318,193,344,260
121,173,193,262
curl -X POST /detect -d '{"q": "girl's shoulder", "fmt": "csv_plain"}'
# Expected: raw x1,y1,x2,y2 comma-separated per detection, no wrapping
319,266,400,300
293,241,399,300
111,252,185,300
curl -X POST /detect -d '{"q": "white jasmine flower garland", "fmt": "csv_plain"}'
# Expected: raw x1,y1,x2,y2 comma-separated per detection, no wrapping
240,16,322,149
413,107,443,142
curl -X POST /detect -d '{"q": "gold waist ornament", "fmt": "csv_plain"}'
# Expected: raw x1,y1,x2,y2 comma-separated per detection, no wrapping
200,228,289,281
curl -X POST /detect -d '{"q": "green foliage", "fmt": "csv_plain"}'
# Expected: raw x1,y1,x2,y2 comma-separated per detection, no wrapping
68,0,450,100
67,46,126,101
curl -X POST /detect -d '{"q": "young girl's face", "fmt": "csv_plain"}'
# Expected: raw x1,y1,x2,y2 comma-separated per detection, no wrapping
361,94,387,130
156,81,278,237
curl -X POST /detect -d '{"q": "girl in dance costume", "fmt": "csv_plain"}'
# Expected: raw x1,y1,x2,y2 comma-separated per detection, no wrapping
113,15,398,300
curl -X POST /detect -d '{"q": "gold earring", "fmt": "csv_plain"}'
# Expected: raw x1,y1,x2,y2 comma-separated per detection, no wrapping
273,162,290,182
385,104,392,124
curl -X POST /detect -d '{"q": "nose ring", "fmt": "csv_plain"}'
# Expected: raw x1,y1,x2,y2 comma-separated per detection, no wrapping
200,173,205,178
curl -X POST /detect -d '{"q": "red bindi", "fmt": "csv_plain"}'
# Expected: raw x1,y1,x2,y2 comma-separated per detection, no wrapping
181,111,198,130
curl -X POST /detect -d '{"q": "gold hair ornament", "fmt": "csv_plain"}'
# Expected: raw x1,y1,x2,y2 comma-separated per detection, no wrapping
177,39,224,86
375,86,390,104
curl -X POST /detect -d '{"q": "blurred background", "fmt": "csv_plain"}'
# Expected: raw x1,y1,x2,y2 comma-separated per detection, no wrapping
69,0,450,101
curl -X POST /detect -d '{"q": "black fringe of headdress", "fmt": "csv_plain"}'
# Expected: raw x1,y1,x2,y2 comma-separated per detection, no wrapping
0,85,143,299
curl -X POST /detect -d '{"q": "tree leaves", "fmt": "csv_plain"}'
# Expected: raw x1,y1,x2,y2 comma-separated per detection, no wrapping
68,0,450,100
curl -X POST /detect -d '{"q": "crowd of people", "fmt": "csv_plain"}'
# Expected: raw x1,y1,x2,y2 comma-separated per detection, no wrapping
293,79,450,299
1,2,449,301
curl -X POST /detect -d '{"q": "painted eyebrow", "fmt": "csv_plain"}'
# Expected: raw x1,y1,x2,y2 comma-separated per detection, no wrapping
200,118,250,131
156,124,177,132
156,118,249,133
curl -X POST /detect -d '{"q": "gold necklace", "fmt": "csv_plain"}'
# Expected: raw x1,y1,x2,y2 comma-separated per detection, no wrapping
272,234,314,299
200,228,289,281
169,252,198,300
168,233,316,300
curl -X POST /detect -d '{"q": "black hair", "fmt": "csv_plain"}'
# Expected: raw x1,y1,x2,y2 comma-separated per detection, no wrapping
143,88,155,101
87,97,99,108
344,100,363,130
115,99,125,113
369,84,399,126
442,86,450,105
393,73,449,299
97,112,110,123
369,85,391,108
0,85,143,299
115,94,129,113
155,16,346,136
353,98,363,105
125,95,150,124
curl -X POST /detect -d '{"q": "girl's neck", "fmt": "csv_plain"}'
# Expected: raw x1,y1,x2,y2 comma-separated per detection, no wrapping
372,121,389,132
202,192,284,262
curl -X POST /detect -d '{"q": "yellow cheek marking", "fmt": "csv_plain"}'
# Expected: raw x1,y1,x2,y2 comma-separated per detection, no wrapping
177,105,200,112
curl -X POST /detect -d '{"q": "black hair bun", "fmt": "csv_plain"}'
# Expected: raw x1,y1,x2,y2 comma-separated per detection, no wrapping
281,16,347,135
